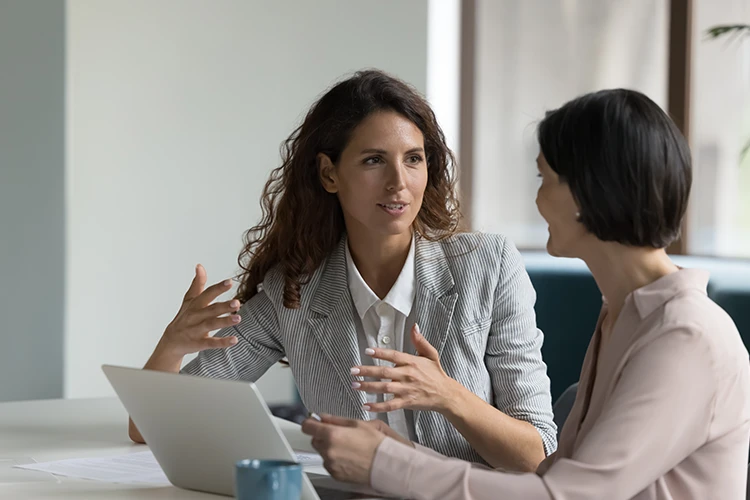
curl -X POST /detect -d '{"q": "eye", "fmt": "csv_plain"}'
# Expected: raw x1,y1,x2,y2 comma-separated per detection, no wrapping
363,156,383,165
406,154,424,165
536,172,543,179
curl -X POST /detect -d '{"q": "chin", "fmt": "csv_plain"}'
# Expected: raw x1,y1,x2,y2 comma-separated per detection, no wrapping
546,236,573,258
545,238,560,257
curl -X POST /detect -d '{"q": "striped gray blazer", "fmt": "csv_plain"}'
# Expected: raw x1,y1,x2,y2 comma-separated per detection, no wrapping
182,232,557,462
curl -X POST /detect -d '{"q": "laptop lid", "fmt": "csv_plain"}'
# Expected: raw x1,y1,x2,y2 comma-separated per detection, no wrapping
102,365,320,499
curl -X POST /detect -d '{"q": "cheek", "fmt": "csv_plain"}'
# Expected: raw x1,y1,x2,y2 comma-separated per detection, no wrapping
410,169,428,200
535,189,552,219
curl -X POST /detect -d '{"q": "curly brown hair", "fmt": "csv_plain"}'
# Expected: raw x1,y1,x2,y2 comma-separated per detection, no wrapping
236,69,462,308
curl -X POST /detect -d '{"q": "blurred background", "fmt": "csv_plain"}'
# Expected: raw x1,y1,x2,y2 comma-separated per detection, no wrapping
1,0,748,406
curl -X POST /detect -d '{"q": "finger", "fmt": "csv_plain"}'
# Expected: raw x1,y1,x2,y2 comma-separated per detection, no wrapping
191,299,241,324
362,419,389,431
318,413,359,427
199,314,242,332
411,324,440,362
365,347,416,366
353,381,406,396
183,264,207,302
197,335,238,351
302,417,330,436
363,399,406,413
351,365,401,380
192,278,234,309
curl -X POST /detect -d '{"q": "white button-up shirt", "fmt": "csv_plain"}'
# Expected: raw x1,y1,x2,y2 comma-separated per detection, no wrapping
345,238,416,439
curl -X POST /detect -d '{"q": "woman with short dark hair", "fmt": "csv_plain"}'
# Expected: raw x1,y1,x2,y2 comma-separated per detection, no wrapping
303,89,750,499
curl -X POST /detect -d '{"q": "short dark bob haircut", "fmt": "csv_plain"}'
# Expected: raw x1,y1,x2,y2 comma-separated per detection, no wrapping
538,88,692,248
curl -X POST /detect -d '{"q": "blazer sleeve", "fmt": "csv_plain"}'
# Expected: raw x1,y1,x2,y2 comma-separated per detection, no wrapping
485,236,557,454
180,289,285,382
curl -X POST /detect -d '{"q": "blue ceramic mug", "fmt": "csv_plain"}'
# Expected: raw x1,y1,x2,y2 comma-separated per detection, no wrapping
235,459,302,500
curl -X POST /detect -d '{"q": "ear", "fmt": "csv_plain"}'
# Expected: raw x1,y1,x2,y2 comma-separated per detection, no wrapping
318,153,338,194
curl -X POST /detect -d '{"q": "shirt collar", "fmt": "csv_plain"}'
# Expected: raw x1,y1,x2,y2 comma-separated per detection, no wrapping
345,236,416,319
631,268,710,318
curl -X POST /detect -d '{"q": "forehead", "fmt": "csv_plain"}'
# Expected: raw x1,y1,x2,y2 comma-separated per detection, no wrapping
347,111,424,148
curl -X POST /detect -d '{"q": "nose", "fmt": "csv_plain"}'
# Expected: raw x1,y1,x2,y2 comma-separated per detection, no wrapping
385,162,407,192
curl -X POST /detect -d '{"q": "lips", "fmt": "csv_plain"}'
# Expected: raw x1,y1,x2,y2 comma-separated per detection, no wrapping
377,202,409,216
379,203,406,210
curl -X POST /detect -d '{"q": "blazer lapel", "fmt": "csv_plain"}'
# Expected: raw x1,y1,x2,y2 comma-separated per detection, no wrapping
412,237,458,436
307,238,368,418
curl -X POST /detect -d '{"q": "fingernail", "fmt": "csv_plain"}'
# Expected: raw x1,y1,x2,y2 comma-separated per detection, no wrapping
350,367,360,375
223,279,231,286
230,300,240,309
362,405,371,411
308,412,322,422
365,348,375,356
351,382,361,389
231,315,241,323
415,323,421,336
229,337,238,345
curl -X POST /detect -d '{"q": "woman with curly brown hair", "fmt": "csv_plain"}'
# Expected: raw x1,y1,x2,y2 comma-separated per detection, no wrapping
128,69,556,471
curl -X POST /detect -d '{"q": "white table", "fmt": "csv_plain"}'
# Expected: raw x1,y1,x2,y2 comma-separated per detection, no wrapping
0,397,226,499
0,397,392,499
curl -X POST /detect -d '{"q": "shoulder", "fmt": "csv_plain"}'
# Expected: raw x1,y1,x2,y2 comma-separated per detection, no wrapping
435,231,523,276
255,258,333,309
639,290,747,385
662,291,744,360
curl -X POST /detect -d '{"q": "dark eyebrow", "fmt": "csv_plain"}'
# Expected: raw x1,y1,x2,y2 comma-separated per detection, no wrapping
360,147,425,155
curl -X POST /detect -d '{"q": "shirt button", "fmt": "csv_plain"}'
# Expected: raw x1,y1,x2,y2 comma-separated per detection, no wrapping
381,336,391,345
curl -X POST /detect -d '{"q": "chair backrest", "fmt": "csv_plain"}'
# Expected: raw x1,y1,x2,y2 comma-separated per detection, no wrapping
552,382,578,438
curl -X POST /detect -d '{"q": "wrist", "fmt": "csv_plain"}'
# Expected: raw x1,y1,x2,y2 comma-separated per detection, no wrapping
439,378,469,419
146,339,184,372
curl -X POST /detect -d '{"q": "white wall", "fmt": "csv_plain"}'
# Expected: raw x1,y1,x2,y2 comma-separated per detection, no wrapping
65,0,428,401
688,0,750,256
0,1,65,402
471,0,669,247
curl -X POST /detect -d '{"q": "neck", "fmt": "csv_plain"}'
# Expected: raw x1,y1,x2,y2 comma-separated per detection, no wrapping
347,229,413,299
581,243,679,317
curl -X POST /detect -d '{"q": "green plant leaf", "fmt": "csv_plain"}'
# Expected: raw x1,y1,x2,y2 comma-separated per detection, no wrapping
706,24,750,40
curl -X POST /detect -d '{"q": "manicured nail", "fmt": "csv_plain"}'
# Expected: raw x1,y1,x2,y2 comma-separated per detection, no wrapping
231,315,241,323
365,348,375,356
362,405,371,411
229,337,238,345
415,323,421,336
351,382,361,389
223,279,231,286
350,367,360,375
230,300,240,309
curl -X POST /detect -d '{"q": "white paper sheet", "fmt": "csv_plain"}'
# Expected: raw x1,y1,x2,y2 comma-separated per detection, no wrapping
15,452,170,485
274,416,316,453
0,457,60,484
14,450,325,486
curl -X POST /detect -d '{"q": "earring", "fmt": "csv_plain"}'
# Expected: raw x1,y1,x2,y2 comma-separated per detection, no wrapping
575,211,581,221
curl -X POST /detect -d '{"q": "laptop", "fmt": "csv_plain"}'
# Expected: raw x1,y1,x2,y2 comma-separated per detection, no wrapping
102,365,390,499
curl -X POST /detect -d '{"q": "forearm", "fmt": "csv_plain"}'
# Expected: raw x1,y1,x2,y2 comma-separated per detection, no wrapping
128,342,185,444
442,382,546,472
